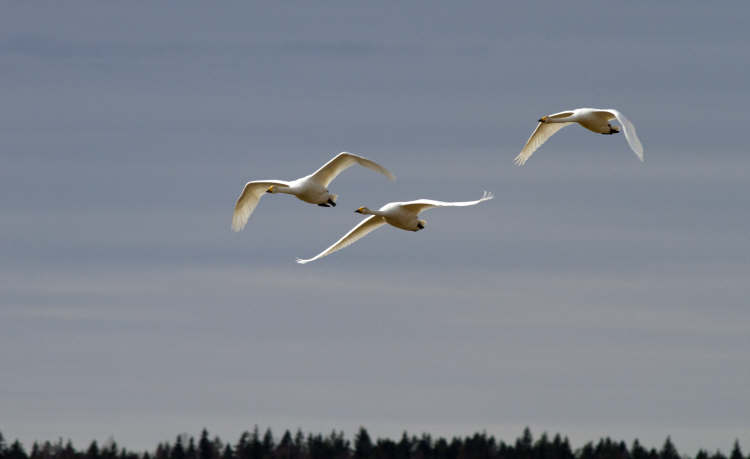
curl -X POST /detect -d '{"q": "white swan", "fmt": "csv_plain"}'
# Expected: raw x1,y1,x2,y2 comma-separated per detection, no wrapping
514,107,644,165
231,152,395,232
296,191,494,264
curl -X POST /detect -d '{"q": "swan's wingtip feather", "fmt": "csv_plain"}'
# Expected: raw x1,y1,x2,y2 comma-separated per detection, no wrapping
296,257,311,264
513,155,526,166
231,219,245,232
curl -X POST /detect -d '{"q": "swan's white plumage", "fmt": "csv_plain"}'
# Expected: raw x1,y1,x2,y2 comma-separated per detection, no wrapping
296,215,386,264
513,107,644,165
514,122,573,166
231,152,394,232
296,191,493,264
399,191,495,214
608,109,644,161
231,180,290,232
310,152,396,187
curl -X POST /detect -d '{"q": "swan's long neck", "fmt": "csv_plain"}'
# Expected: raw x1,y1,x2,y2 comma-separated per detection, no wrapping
546,114,576,123
361,208,386,217
274,186,295,195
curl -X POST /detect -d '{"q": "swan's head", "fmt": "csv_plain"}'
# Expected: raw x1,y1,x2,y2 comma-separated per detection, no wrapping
538,115,549,123
355,206,370,214
416,219,426,231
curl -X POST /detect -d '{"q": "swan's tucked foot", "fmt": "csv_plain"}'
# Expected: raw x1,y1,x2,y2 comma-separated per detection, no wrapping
417,222,425,230
327,199,336,207
318,203,331,207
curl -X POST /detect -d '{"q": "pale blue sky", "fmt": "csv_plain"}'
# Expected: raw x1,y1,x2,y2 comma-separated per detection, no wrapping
1,1,749,454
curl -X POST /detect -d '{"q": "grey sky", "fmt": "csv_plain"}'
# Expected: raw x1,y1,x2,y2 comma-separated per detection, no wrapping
1,1,749,454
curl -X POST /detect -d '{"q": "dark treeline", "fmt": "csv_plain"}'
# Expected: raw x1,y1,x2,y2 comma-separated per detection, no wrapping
0,428,746,459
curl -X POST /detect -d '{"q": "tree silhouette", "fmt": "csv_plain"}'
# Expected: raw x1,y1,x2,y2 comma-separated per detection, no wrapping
198,430,215,459
261,430,274,458
353,428,373,459
84,442,100,459
170,436,185,459
7,441,28,459
185,438,196,459
0,427,746,459
660,437,679,459
729,441,743,459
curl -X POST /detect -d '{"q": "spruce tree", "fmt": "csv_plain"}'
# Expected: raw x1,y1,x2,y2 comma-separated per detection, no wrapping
198,430,214,459
730,441,743,459
517,427,534,457
235,432,249,459
249,427,261,459
396,431,411,459
85,442,100,459
170,436,185,459
61,440,76,459
660,437,679,459
260,430,273,458
8,441,28,459
353,428,373,459
185,438,196,459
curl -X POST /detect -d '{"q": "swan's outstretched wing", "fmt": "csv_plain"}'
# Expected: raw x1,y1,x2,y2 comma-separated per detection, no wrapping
308,152,395,188
296,215,386,264
514,121,574,165
399,191,494,215
231,180,290,232
607,109,644,161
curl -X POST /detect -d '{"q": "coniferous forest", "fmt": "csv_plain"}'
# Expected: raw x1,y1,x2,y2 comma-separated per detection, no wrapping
0,428,746,459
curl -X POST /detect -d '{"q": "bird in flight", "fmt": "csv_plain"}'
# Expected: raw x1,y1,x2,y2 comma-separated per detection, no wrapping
296,191,494,264
514,107,644,166
231,152,395,232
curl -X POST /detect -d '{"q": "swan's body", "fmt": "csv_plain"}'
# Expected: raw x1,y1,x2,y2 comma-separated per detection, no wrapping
231,152,395,232
296,191,493,264
514,107,644,165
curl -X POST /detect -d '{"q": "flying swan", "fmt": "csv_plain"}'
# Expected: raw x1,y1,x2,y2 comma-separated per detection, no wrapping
231,152,395,232
296,191,494,264
513,107,644,166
